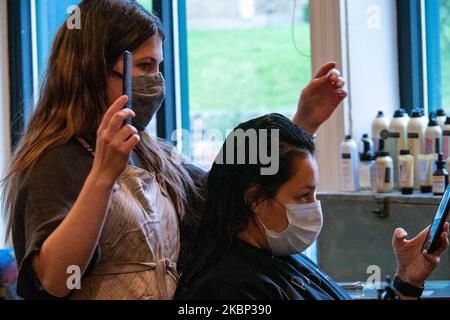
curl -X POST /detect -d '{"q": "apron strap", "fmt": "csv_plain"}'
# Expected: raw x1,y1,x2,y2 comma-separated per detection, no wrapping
76,137,96,157
90,259,179,300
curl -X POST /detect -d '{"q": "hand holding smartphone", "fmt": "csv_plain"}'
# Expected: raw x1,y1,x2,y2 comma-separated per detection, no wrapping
423,185,450,254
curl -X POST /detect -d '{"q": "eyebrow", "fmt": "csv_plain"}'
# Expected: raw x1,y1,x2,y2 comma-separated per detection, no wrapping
135,56,164,63
299,185,316,191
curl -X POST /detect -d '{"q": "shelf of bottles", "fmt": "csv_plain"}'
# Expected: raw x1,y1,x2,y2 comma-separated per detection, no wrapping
340,109,450,197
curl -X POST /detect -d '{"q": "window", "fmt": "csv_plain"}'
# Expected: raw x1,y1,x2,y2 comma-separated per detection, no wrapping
34,0,152,86
185,0,311,169
398,0,447,114
35,0,81,86
439,0,450,109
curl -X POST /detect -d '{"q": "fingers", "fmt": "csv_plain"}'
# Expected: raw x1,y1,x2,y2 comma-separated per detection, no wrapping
333,76,346,88
337,89,348,99
106,108,136,137
413,225,431,243
122,133,141,154
328,69,341,79
316,71,344,88
98,95,128,131
392,228,408,248
314,62,337,78
431,231,449,257
422,250,440,268
113,124,138,145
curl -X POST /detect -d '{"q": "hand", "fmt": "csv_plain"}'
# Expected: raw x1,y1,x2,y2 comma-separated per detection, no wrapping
392,222,449,288
293,62,348,134
91,95,140,185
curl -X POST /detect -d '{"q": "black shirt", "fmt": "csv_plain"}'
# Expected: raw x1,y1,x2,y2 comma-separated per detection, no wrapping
175,239,351,300
12,137,206,300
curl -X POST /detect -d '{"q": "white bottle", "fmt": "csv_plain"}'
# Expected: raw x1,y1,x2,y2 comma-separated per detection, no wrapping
408,109,426,189
425,113,443,155
443,117,450,160
340,135,360,192
372,111,390,153
376,139,394,193
437,109,447,129
398,150,414,195
388,109,409,188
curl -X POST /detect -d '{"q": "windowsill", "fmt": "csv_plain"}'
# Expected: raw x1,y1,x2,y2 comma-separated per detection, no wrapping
318,191,441,205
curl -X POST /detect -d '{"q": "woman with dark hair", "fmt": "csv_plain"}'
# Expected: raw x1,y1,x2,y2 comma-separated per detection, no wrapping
175,114,449,300
2,0,347,300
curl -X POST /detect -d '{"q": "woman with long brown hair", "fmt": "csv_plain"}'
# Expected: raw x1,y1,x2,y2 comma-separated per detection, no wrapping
2,0,346,299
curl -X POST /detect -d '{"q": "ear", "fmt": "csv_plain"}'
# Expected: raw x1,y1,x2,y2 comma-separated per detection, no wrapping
245,185,259,211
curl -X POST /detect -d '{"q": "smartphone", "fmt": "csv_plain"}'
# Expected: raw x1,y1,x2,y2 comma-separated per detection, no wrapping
422,185,450,254
123,51,133,126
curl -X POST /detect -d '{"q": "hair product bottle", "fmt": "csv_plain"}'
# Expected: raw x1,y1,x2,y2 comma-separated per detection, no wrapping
388,109,409,189
437,109,447,129
425,112,443,155
418,153,434,193
398,150,414,195
376,139,394,194
408,109,426,190
372,111,390,153
359,135,376,192
340,135,359,192
433,153,449,196
443,117,450,160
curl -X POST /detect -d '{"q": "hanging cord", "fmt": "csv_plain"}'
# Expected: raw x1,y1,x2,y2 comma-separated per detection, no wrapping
291,0,311,58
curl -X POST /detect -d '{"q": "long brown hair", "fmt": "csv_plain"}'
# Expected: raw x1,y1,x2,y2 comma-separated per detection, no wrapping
2,0,202,240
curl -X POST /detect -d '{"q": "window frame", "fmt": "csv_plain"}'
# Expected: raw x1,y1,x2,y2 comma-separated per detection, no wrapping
396,0,444,114
423,0,442,113
396,0,425,113
7,0,34,149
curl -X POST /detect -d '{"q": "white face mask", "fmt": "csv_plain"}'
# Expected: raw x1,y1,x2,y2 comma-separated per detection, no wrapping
257,200,323,256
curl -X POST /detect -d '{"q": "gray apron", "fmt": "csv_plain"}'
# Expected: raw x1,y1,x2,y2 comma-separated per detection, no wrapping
69,137,180,300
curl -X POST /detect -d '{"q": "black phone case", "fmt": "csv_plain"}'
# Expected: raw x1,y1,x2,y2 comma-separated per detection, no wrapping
123,51,133,126
423,186,450,254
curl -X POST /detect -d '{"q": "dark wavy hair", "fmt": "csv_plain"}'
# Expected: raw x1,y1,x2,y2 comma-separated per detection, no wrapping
176,113,315,293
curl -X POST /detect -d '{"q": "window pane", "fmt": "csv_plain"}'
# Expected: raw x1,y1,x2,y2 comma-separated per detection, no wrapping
35,0,151,83
139,0,153,12
35,0,80,84
441,0,450,109
186,0,311,169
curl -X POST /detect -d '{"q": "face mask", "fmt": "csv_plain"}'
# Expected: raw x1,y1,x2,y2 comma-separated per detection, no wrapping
131,72,166,131
256,200,323,256
113,71,166,131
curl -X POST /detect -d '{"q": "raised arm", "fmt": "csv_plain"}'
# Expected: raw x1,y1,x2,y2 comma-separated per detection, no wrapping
32,96,139,297
293,62,348,135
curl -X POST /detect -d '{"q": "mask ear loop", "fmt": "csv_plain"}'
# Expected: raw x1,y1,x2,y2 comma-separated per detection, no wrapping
252,213,276,255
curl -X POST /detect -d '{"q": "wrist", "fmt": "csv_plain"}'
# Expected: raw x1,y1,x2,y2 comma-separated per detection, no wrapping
87,169,116,190
396,272,424,288
394,274,424,298
292,113,318,135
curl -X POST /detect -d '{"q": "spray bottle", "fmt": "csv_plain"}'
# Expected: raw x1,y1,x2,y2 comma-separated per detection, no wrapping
359,136,376,192
372,111,390,153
